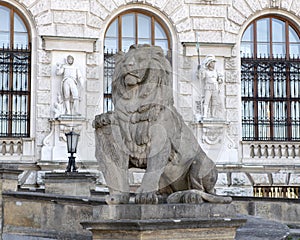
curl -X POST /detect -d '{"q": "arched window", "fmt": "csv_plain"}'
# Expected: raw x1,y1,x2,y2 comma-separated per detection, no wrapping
103,10,171,112
0,3,31,137
241,16,300,141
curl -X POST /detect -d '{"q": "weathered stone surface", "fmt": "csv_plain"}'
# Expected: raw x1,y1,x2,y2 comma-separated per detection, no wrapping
44,172,96,197
87,14,103,29
90,1,109,20
245,0,262,12
231,172,252,186
226,96,239,109
198,31,223,43
35,12,52,26
99,0,117,12
190,5,227,18
51,0,89,11
290,0,300,14
232,0,254,18
250,173,270,185
147,0,168,9
235,215,290,240
227,6,245,26
194,18,224,31
179,82,192,95
170,5,189,24
38,64,51,77
225,84,238,96
38,77,51,91
86,66,99,79
53,11,86,24
3,192,94,240
82,218,244,240
164,0,182,15
56,24,84,37
176,18,192,33
29,0,51,17
86,80,101,92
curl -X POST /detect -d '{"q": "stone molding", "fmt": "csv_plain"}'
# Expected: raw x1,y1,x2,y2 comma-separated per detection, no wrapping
42,36,97,52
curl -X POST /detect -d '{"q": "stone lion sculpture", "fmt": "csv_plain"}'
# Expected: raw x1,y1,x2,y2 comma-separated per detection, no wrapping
93,44,231,204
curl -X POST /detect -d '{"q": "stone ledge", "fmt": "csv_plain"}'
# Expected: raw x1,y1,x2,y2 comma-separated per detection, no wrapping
92,203,237,220
81,217,246,231
81,217,246,240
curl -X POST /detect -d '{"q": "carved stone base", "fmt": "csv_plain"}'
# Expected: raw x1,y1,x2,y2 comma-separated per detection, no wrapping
81,218,245,240
81,203,245,240
193,119,239,164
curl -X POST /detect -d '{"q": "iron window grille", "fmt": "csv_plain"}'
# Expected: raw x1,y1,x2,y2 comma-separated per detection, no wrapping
0,46,31,137
241,55,300,141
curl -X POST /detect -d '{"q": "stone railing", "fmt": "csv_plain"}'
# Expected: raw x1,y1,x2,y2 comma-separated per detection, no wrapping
242,142,300,161
0,138,34,161
253,186,299,199
0,139,22,156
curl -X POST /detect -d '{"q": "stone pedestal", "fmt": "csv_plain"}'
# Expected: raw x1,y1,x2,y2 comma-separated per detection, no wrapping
193,119,239,164
0,167,22,192
39,115,92,171
81,203,246,240
82,218,245,240
44,172,96,197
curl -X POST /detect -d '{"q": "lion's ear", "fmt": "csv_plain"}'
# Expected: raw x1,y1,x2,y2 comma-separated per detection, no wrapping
114,51,125,66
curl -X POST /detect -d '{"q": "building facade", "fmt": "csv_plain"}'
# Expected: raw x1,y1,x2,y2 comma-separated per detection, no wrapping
0,0,299,197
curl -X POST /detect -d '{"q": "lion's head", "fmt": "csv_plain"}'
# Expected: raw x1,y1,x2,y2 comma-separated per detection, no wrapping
112,44,173,105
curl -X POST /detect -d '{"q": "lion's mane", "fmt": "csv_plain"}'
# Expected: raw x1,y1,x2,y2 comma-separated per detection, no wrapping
111,44,180,168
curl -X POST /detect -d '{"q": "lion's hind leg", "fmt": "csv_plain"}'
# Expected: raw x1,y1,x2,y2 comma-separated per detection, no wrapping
189,154,218,194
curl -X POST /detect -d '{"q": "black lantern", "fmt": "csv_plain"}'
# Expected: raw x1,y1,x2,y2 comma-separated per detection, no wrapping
65,130,80,172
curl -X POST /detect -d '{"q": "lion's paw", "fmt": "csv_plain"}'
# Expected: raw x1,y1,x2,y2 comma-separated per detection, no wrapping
167,189,232,204
135,192,158,204
167,190,203,204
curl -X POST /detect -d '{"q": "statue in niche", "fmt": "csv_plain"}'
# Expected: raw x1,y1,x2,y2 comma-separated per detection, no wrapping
93,44,231,205
198,54,225,119
56,55,84,115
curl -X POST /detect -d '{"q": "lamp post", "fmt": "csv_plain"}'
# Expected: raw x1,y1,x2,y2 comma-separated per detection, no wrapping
65,129,80,172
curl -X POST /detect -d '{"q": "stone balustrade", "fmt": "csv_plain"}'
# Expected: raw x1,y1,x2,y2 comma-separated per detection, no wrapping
242,142,300,161
0,138,34,161
0,139,22,156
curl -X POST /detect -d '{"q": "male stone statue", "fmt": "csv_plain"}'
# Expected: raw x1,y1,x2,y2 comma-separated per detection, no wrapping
199,54,224,119
56,55,84,115
93,45,231,205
